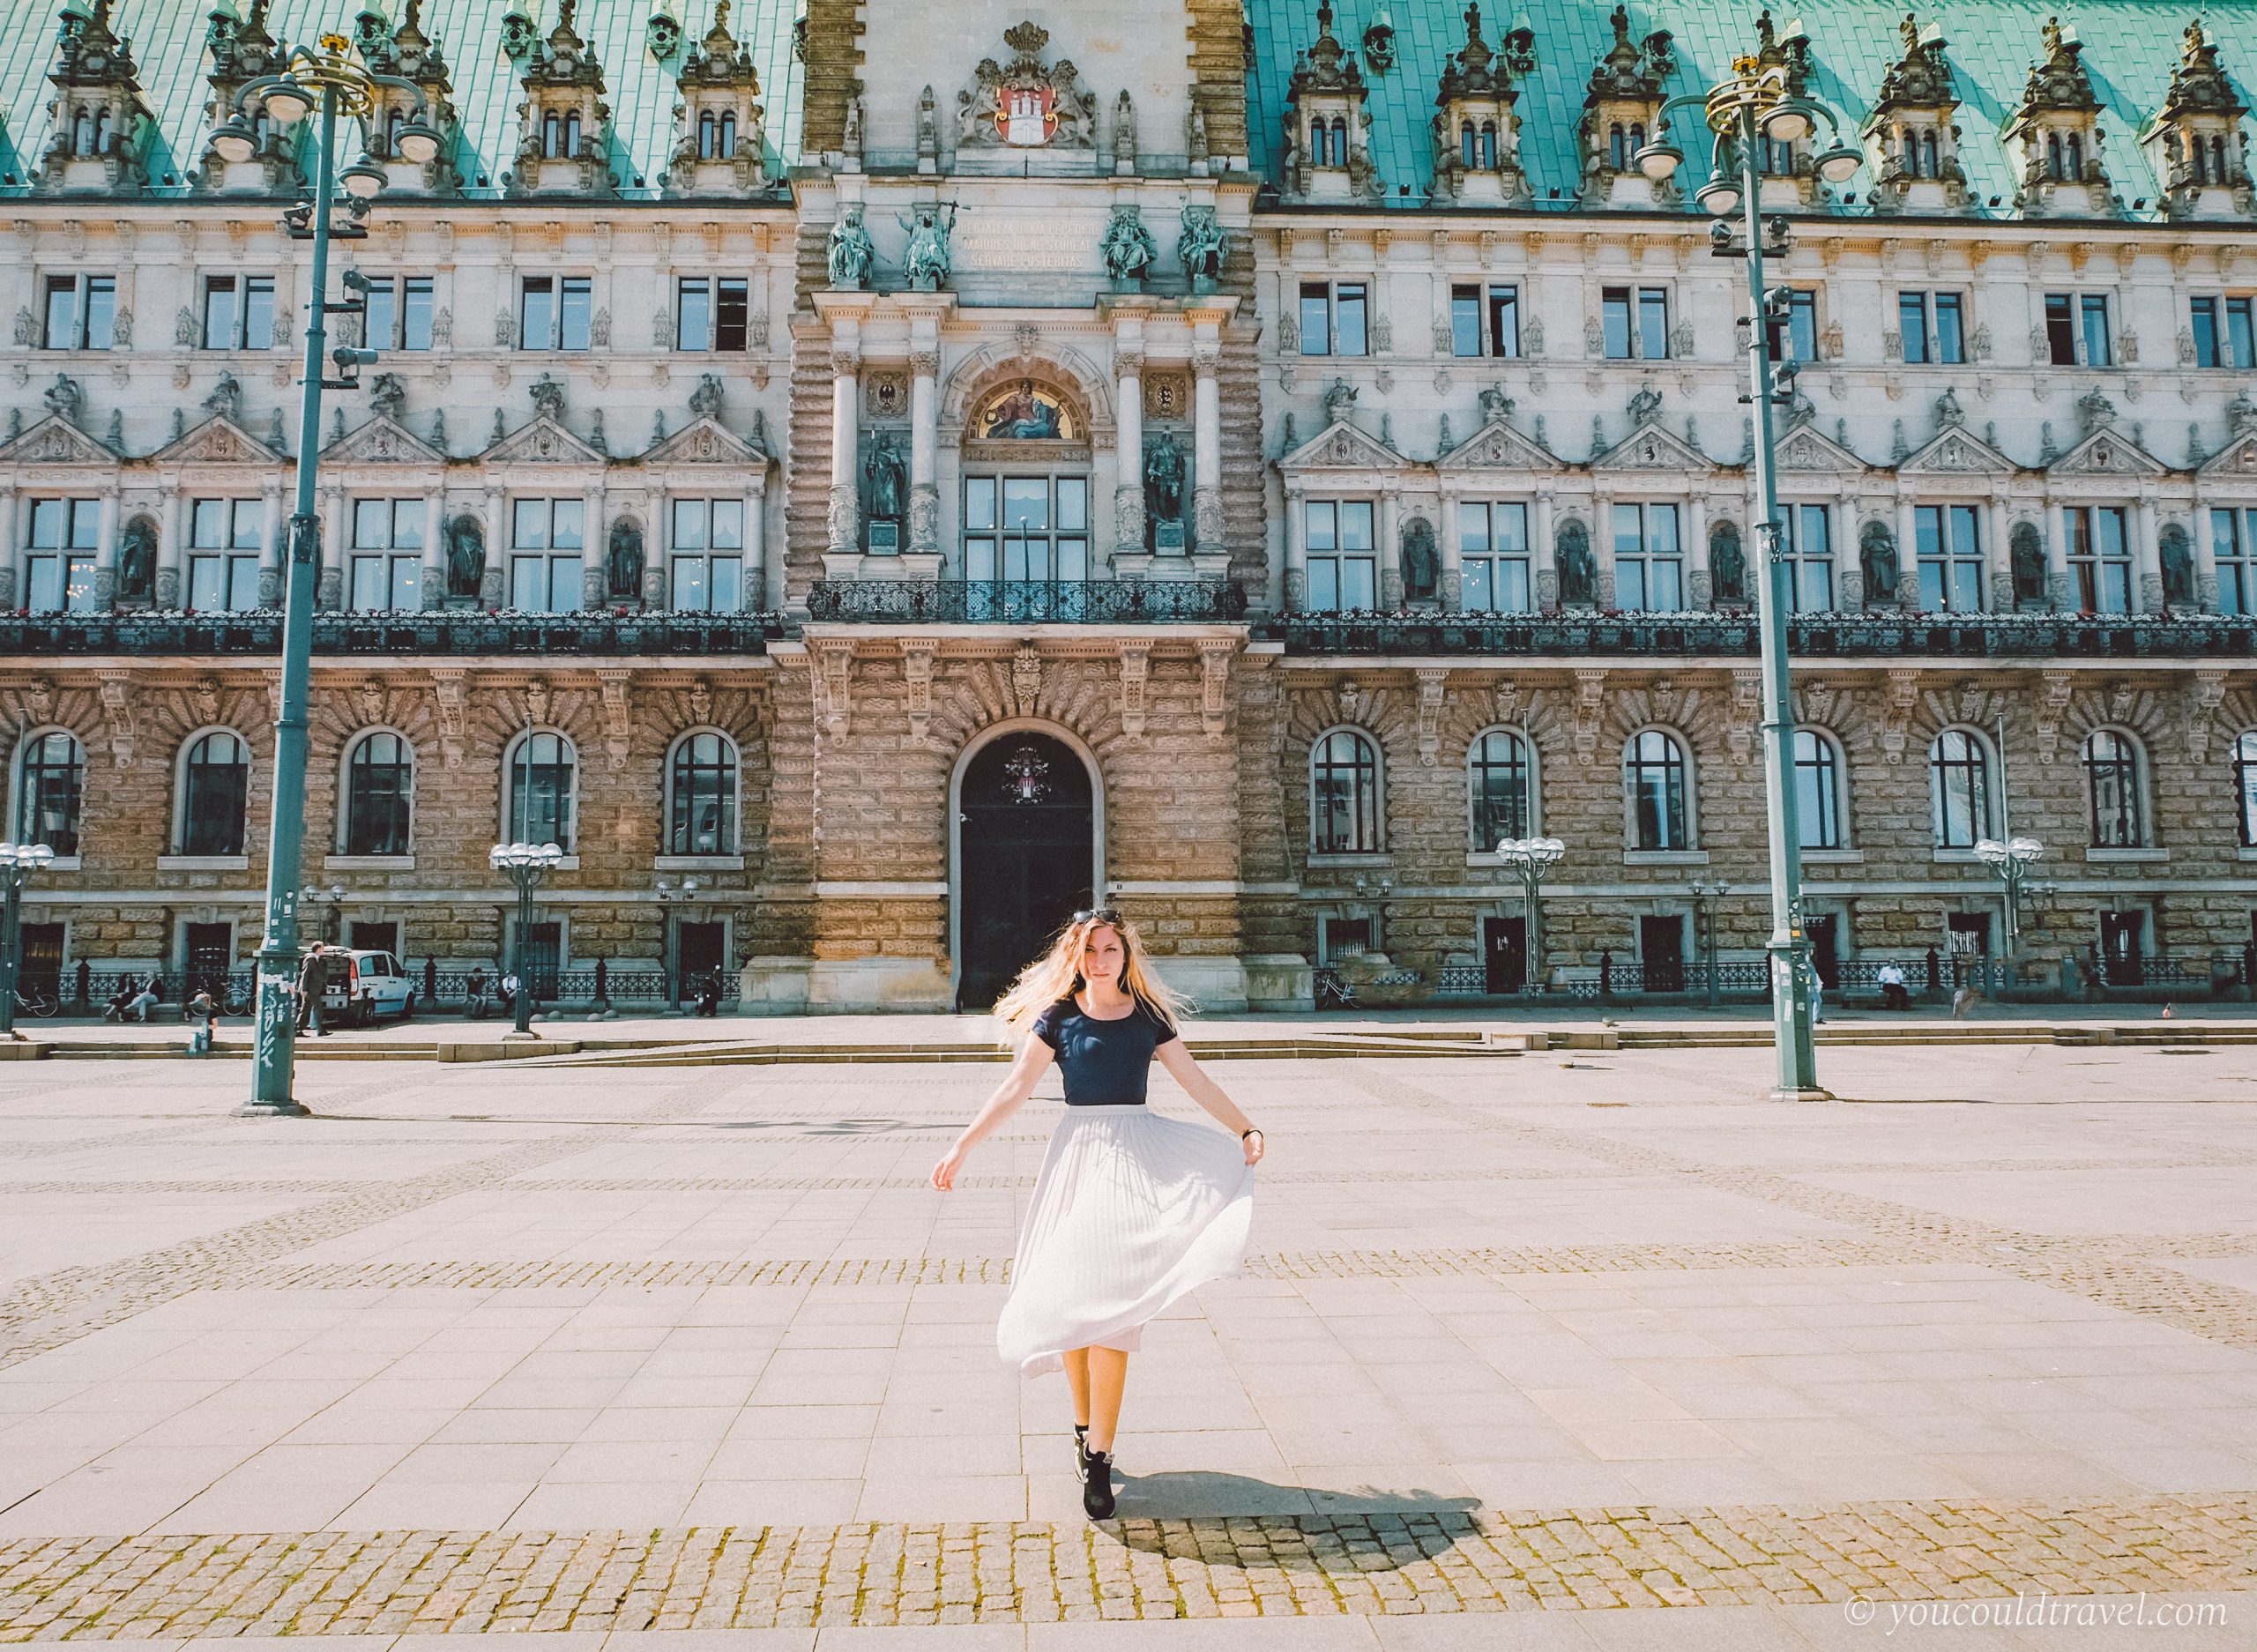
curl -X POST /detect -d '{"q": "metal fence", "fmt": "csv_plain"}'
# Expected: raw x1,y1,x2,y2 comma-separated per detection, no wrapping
34,963,741,1019
807,579,1248,624
0,611,786,659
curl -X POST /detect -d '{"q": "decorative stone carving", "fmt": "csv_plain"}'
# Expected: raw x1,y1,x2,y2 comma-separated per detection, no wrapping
1101,205,1157,288
605,517,644,603
1710,520,1747,606
1432,3,1531,205
1178,205,1227,292
899,202,955,292
116,513,156,602
1576,4,1674,205
1116,640,1150,741
1555,517,1595,607
2010,520,2049,607
1284,3,1382,200
445,514,485,599
957,22,1096,150
1859,519,1902,606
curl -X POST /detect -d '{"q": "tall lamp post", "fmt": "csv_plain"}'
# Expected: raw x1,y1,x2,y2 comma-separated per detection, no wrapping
1973,837,2050,989
492,842,563,1035
656,875,702,1009
1689,877,1731,1007
1635,60,1862,1100
1494,837,1565,994
235,36,443,1118
0,843,56,1038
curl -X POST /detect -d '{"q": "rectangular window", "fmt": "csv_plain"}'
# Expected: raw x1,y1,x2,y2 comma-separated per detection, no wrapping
1897,291,1966,366
1914,503,1985,613
520,276,592,351
23,497,100,614
41,274,114,351
2081,293,2113,367
1457,501,1531,613
2045,294,2078,366
2191,296,2256,369
1450,285,1483,358
1782,289,1817,363
1638,287,1670,360
188,497,263,613
959,477,1085,585
669,497,746,613
202,275,274,350
1334,281,1368,356
2066,505,2133,614
676,278,712,351
1304,500,1376,612
2211,508,2255,616
715,278,749,352
1449,284,1517,357
1602,286,1633,359
674,278,752,352
1611,502,1682,612
359,276,435,352
1299,282,1331,356
348,498,425,613
1603,286,1670,360
1900,292,1931,364
1782,503,1833,612
1934,291,1965,364
1486,285,1519,358
510,497,585,613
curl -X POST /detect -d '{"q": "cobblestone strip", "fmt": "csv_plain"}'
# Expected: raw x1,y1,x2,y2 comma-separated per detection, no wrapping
1352,1068,2257,1351
0,1497,2249,1633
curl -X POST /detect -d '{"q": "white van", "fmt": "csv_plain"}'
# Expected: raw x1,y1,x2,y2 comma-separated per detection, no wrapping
321,949,416,1024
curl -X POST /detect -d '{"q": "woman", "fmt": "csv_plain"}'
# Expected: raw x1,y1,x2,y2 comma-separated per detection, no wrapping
930,908,1263,1520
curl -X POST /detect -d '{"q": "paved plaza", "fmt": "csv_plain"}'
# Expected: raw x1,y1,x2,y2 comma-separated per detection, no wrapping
2,1038,2253,1649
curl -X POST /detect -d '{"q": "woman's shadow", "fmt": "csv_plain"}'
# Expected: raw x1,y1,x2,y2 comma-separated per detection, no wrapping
1111,1470,1482,1556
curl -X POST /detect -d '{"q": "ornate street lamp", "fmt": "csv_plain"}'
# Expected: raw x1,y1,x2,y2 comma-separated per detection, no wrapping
656,875,702,1008
0,843,56,1039
1494,837,1565,995
240,34,443,1118
1972,837,2051,988
1634,58,1862,1099
491,842,564,1035
1689,877,1731,1007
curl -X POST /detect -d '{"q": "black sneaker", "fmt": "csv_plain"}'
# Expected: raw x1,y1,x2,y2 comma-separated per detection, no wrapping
1074,1424,1088,1481
1082,1448,1115,1520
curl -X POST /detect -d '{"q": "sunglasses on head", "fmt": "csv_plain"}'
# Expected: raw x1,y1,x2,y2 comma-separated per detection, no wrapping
1072,907,1123,926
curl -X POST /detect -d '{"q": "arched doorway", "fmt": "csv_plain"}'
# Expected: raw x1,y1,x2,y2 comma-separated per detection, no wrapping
953,729,1096,1011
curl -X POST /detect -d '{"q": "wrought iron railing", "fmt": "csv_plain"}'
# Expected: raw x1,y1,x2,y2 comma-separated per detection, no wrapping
1263,610,2257,659
807,579,1248,624
0,611,786,658
50,963,740,1017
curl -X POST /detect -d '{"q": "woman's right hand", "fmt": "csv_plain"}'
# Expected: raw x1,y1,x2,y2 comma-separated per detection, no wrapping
930,1142,971,1192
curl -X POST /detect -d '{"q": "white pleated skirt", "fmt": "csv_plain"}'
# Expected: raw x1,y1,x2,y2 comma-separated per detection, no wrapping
996,1103,1255,1378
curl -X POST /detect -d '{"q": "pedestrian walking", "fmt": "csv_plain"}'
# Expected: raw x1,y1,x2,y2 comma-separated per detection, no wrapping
930,908,1263,1521
295,943,331,1037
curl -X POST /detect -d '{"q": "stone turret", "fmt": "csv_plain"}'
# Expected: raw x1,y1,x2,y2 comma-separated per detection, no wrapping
197,0,296,192
1863,13,1970,213
2004,16,2113,217
510,0,613,197
1284,3,1381,202
2142,19,2251,220
1431,4,1530,205
358,0,459,194
40,0,152,193
1575,4,1673,207
668,0,768,195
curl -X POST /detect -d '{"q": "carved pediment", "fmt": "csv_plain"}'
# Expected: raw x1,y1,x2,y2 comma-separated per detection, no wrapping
642,414,766,466
2053,427,2166,477
479,414,606,465
0,413,114,465
156,414,279,465
1278,419,1408,474
1773,424,1868,473
322,413,443,465
1900,426,2015,475
1435,418,1560,473
1593,421,1710,473
2197,429,2257,477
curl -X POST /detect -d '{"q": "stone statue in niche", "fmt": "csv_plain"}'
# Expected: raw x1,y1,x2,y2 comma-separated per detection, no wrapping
1100,205,1157,288
117,515,157,601
445,514,486,599
1401,517,1440,603
1859,519,1901,606
1555,517,1596,606
2009,520,2048,607
606,517,644,602
861,428,905,525
1143,428,1185,540
898,202,955,293
826,204,875,290
44,374,84,427
2159,522,2196,607
1177,203,1227,292
1710,520,1747,606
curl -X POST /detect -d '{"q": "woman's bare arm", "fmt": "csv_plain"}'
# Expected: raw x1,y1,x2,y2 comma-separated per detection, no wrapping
1156,1039,1265,1165
930,1034,1056,1190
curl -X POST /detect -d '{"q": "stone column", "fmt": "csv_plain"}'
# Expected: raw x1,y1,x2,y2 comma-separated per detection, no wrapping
421,492,446,610
908,345,940,558
482,486,506,608
580,480,606,611
157,487,185,610
0,487,16,610
1191,340,1223,551
2045,498,2073,609
1686,494,1710,608
1595,495,1617,610
1533,490,1556,610
2134,496,2162,613
1377,485,1402,609
319,482,346,609
1438,487,1463,611
1894,496,1920,612
1985,498,2014,612
2190,487,2221,613
641,491,667,610
258,482,285,607
742,478,766,612
1283,482,1307,609
828,340,860,561
92,486,119,608
1114,341,1145,560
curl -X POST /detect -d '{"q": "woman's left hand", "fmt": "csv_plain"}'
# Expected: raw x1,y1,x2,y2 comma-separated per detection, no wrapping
1241,1128,1265,1167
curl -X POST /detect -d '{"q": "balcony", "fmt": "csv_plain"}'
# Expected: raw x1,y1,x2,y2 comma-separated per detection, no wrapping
1262,611,2257,659
0,611,788,659
806,579,1249,624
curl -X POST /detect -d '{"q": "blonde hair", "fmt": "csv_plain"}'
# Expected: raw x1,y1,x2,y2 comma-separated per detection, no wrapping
990,908,1192,1037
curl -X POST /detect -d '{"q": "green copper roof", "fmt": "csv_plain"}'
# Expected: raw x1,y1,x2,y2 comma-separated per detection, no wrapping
1246,0,2256,212
0,0,803,195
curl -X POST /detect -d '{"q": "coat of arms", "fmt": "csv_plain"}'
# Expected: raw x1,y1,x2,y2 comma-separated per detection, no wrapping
957,22,1096,151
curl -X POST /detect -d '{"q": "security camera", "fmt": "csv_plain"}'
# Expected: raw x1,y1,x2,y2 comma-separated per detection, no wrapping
1709,219,1733,247
331,346,380,368
340,269,371,294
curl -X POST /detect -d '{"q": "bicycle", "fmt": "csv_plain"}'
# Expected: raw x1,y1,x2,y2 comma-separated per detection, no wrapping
10,986,58,1018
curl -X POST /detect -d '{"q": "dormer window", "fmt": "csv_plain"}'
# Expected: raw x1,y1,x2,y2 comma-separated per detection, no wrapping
1864,13,1968,213
697,108,738,160
1576,4,1672,205
1311,115,1348,167
1284,2,1379,201
1607,122,1646,170
541,108,582,159
667,0,765,194
1460,121,1496,171
2143,20,2251,220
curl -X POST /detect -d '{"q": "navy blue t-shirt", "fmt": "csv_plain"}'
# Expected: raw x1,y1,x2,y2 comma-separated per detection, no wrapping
1031,996,1181,1105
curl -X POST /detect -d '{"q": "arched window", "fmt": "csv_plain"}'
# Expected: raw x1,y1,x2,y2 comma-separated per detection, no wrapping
667,731,739,855
2083,729,2144,848
1311,728,1381,854
1469,728,1533,850
1919,130,1939,178
1794,728,1844,851
342,732,413,857
1478,121,1497,168
1625,730,1690,851
698,109,716,160
1629,122,1645,153
2211,133,2229,182
506,730,577,852
1929,728,1993,848
71,107,93,156
2046,132,2064,180
718,111,737,159
91,107,110,153
14,730,85,856
2186,130,2205,182
1461,121,1478,170
1608,121,1628,169
2235,732,2257,848
2066,132,2084,179
178,731,250,857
